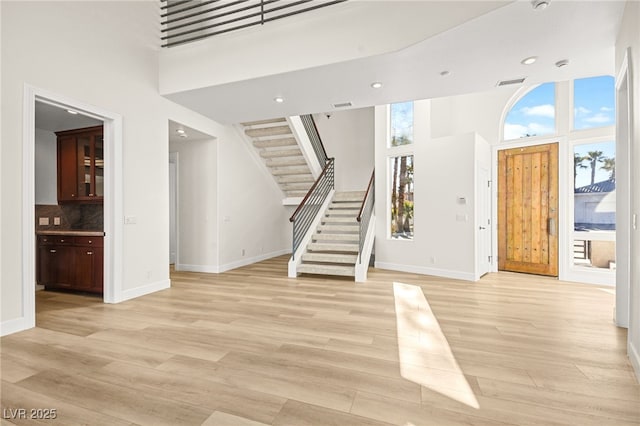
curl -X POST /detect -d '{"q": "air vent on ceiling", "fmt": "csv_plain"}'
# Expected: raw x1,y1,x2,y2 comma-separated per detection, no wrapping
332,101,353,109
497,78,527,87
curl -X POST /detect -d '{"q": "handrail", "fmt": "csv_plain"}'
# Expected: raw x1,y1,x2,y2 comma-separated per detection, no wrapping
290,158,334,222
357,170,375,222
357,169,375,264
289,158,335,259
300,114,328,166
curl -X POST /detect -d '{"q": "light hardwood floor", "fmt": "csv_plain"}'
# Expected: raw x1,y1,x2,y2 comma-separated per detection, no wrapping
2,256,639,425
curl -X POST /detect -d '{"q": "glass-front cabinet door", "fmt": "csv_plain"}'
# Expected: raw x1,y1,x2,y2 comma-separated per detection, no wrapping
56,125,104,203
94,135,104,197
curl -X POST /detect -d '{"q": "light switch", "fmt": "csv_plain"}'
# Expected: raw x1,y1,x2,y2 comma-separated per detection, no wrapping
38,217,49,226
456,214,468,222
124,216,137,224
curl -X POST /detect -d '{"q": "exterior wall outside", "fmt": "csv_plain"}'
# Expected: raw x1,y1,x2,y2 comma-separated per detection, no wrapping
574,192,616,227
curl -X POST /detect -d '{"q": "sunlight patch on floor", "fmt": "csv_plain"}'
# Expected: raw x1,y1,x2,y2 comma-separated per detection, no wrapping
597,288,615,295
393,282,479,409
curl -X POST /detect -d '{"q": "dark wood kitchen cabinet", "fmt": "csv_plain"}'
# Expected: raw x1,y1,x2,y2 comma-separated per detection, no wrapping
37,235,103,294
37,236,74,289
56,126,104,203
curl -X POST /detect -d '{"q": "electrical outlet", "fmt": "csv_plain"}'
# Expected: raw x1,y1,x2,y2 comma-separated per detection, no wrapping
53,217,61,225
241,248,245,256
38,217,49,226
430,256,436,264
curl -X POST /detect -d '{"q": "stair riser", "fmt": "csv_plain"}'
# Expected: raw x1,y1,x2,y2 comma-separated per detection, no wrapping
260,149,302,158
301,254,357,264
245,125,292,138
308,244,358,252
253,138,298,148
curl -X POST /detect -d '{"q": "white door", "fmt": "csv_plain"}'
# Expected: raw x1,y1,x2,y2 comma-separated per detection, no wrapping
169,153,177,265
478,166,492,276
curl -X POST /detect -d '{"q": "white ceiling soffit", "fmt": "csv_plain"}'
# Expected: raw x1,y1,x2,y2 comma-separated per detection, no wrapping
164,0,626,124
168,120,215,143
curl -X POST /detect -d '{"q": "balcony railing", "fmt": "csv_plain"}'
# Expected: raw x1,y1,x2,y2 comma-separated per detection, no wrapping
161,0,348,48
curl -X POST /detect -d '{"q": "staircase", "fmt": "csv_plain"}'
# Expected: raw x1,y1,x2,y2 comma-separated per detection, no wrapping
297,191,365,277
241,118,315,199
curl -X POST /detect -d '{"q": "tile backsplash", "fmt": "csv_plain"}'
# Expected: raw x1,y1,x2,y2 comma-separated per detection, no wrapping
35,204,103,231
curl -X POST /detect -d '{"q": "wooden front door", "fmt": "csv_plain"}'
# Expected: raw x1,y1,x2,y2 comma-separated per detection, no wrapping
498,143,558,276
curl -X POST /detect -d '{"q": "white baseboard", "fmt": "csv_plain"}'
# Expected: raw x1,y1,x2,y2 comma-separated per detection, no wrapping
118,279,170,302
176,264,220,273
218,249,290,273
0,316,33,337
629,340,640,384
374,261,476,282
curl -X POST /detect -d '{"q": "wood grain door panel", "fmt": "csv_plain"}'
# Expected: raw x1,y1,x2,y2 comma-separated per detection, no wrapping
498,143,558,276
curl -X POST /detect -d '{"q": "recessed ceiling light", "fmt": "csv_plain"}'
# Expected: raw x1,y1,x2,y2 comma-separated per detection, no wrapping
440,70,450,77
176,129,186,134
531,0,550,10
521,56,537,65
66,109,78,115
179,133,188,138
274,97,284,103
555,59,569,68
370,82,383,89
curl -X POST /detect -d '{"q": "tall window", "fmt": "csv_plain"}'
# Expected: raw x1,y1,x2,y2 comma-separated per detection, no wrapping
390,102,414,147
389,102,415,240
390,155,414,239
503,82,556,140
573,141,616,270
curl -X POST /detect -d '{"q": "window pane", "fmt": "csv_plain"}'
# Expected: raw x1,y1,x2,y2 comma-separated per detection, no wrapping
574,75,615,130
573,140,615,269
390,102,414,147
503,83,555,140
390,155,414,239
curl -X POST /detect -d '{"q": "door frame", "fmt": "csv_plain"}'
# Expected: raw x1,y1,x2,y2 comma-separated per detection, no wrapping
20,84,123,332
169,151,179,266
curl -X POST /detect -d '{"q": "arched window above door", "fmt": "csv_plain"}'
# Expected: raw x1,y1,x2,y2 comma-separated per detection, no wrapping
503,82,556,140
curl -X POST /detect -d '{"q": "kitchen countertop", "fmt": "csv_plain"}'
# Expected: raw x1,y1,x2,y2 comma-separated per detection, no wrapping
36,230,105,237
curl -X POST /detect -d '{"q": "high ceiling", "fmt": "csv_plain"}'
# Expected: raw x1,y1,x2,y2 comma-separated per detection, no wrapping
164,0,626,124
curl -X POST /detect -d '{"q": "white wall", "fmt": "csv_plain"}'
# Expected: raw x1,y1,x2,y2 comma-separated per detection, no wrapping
34,128,57,205
0,2,290,332
615,0,640,382
430,88,518,144
312,108,375,192
217,126,291,271
169,138,218,272
374,101,483,281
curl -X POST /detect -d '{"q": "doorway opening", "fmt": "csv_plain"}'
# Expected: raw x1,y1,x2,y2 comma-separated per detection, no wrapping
18,85,123,334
